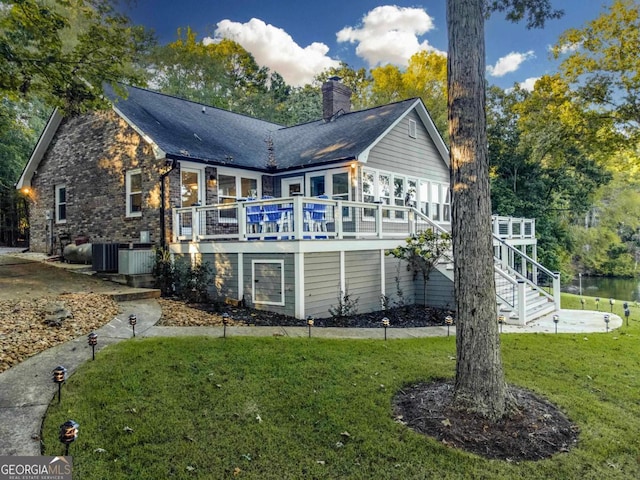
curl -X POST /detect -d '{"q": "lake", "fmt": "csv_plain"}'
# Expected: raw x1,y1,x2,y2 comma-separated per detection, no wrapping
562,276,640,303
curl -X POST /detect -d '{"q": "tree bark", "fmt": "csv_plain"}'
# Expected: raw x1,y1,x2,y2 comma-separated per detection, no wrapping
447,0,510,419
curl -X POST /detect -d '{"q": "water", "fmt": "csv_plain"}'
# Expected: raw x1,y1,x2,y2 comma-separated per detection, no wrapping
563,276,640,302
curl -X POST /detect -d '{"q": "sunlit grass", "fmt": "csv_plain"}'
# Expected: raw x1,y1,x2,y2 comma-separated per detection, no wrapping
42,294,640,479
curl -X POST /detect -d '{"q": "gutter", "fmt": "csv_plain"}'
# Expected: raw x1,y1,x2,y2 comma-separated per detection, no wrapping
159,159,178,249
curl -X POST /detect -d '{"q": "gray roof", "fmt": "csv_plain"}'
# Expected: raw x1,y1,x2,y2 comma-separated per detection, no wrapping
105,84,421,171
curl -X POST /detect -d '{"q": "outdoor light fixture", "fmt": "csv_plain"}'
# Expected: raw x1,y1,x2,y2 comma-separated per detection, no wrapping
307,316,314,338
382,317,390,341
128,314,137,337
625,308,630,327
222,312,230,338
609,298,615,313
88,332,97,360
498,314,506,333
595,297,600,311
553,314,559,334
580,298,585,310
604,314,610,333
59,420,79,456
52,365,67,404
445,315,453,337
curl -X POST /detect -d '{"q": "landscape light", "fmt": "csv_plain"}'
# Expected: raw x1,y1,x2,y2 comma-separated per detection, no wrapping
88,332,97,360
498,314,506,333
624,308,630,327
52,365,66,404
307,316,314,338
595,297,600,311
609,298,615,313
553,314,559,334
444,315,453,337
604,314,610,333
382,317,390,341
580,298,585,310
128,314,137,337
222,312,230,338
59,420,79,456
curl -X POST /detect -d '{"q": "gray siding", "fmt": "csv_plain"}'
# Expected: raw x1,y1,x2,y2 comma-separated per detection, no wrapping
417,268,455,310
304,252,341,318
384,255,416,307
201,253,239,301
344,250,382,314
366,110,449,182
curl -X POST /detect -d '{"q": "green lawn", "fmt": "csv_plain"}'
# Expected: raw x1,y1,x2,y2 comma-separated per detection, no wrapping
42,294,640,479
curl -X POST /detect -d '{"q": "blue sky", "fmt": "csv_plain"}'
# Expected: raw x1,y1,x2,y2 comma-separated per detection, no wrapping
125,0,614,90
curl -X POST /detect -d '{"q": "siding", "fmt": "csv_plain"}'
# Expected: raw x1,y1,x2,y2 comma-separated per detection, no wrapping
418,268,456,310
344,250,382,314
366,110,449,183
201,253,239,300
304,252,341,318
384,255,416,307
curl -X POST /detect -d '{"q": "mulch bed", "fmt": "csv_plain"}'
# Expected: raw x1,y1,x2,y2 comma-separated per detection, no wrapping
394,380,580,461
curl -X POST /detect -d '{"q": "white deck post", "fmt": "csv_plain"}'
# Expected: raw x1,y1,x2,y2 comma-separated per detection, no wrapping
238,203,247,240
293,196,303,239
191,206,198,242
517,280,527,325
553,272,561,312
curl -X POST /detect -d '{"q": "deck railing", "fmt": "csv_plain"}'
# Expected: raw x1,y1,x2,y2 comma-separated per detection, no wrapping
172,196,453,243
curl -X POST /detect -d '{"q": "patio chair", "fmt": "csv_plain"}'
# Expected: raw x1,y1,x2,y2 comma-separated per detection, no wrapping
246,203,262,234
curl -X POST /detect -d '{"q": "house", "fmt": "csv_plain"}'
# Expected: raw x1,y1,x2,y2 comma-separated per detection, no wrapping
16,79,558,322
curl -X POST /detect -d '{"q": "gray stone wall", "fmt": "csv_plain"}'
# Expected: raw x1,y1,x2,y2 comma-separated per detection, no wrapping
28,111,167,254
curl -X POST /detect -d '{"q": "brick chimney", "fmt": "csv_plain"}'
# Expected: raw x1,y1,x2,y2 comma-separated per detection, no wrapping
322,76,351,121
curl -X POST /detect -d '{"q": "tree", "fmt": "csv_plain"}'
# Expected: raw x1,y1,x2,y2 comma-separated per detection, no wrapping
386,229,451,304
446,0,562,419
0,0,152,114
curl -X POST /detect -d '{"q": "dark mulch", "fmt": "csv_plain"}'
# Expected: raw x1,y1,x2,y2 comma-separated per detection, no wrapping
394,380,580,461
191,303,453,328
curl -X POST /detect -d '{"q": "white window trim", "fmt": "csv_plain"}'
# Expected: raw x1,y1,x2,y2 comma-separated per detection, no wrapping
126,169,142,218
180,166,204,207
252,259,285,306
55,184,66,224
216,167,262,224
408,119,417,138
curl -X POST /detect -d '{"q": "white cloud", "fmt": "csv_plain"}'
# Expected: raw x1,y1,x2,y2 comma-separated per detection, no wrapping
487,51,535,77
336,6,443,67
207,18,340,87
518,77,540,92
552,42,581,55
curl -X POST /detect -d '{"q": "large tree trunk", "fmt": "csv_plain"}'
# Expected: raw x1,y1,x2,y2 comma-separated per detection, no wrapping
447,0,509,419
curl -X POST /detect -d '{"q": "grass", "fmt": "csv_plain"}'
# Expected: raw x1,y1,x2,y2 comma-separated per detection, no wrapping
42,294,640,479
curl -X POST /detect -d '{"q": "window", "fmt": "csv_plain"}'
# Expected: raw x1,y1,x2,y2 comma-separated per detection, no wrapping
393,177,405,219
55,184,66,223
431,183,441,221
443,187,451,222
419,180,429,217
126,169,142,217
309,175,325,197
252,260,285,306
181,169,201,207
217,169,261,221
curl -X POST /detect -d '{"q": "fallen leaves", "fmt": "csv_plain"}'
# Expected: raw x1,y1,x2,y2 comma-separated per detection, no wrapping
0,293,120,373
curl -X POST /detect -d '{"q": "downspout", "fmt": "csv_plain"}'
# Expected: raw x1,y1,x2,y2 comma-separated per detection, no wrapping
160,159,178,249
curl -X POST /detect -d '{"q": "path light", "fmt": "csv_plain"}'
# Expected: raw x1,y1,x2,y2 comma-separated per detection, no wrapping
623,301,629,313
445,315,453,337
497,314,506,334
128,314,137,337
595,297,600,311
580,298,585,310
87,332,97,360
604,314,610,333
624,308,630,327
59,420,79,456
52,365,66,404
553,314,559,334
382,317,390,341
307,316,314,338
222,312,230,338
609,298,615,313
